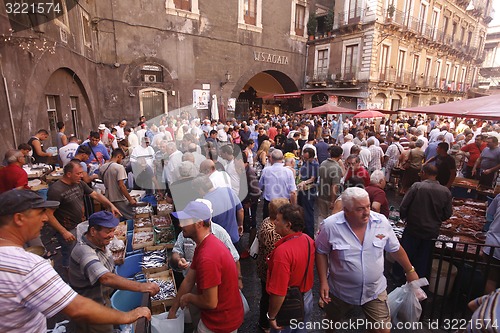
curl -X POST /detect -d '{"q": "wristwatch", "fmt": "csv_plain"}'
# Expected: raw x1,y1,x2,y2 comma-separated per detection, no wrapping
266,312,276,321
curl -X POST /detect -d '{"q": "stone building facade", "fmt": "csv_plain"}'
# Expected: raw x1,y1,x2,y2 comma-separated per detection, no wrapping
0,0,310,156
305,0,492,111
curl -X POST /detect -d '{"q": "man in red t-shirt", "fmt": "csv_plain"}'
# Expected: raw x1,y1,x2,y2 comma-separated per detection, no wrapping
365,170,390,218
0,150,29,193
344,154,370,187
169,201,243,333
266,204,315,331
461,134,486,179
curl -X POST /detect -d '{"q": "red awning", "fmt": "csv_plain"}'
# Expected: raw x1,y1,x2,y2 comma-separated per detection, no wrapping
274,91,320,99
296,103,358,115
400,94,500,120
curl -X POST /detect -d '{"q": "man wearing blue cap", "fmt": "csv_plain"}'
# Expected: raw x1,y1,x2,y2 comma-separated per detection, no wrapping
0,189,152,333
168,200,244,333
69,210,160,333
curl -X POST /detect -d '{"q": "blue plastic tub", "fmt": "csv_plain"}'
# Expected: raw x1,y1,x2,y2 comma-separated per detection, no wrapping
111,289,144,331
116,253,143,278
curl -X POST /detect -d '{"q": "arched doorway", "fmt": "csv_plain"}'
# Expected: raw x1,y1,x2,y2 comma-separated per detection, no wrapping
391,94,402,111
430,97,438,105
139,88,168,122
41,68,91,146
373,93,387,109
235,70,298,119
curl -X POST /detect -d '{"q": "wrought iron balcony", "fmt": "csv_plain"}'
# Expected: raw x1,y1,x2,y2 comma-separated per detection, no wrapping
338,7,362,26
333,66,358,81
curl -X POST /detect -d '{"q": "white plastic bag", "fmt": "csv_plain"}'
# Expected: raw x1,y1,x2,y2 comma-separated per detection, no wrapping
240,290,250,315
388,278,428,324
249,237,259,259
151,308,184,333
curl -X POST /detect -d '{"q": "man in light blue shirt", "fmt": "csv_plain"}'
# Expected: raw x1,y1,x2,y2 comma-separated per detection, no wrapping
258,149,297,219
316,187,419,332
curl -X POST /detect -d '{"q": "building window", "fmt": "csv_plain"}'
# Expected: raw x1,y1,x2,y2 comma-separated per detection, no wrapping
411,54,420,80
314,48,329,80
344,44,358,80
238,0,262,31
51,0,69,30
165,0,199,19
435,60,442,88
460,67,467,91
397,49,406,79
81,10,91,48
348,0,361,21
244,0,257,25
431,10,439,40
46,95,59,146
174,0,191,11
379,45,390,80
295,4,306,36
424,57,432,85
418,2,427,34
70,96,79,138
444,62,451,87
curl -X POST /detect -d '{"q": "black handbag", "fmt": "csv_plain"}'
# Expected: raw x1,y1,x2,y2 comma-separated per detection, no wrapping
275,236,311,327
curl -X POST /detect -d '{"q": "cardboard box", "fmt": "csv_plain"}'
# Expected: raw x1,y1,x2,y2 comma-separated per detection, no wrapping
145,268,177,314
132,227,154,250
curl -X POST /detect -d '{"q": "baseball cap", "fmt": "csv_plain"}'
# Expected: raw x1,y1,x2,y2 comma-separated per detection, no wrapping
88,211,119,228
171,201,212,222
0,189,60,216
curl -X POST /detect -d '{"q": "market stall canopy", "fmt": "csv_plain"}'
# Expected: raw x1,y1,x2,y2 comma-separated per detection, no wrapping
400,94,500,120
295,103,358,115
353,109,386,118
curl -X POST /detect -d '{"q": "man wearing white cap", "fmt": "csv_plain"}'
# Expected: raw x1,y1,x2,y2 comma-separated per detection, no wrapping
168,200,244,333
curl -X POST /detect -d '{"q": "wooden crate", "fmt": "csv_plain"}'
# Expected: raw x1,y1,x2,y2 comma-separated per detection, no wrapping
132,227,154,250
145,268,177,314
114,222,128,241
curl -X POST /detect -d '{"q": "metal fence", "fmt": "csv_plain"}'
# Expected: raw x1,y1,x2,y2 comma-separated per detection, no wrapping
421,239,500,331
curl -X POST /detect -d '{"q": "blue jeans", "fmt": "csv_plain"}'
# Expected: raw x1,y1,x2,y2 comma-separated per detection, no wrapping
298,190,316,239
55,227,77,268
270,289,313,333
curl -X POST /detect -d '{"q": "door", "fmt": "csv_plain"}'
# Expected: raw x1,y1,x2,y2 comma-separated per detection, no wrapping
140,90,166,121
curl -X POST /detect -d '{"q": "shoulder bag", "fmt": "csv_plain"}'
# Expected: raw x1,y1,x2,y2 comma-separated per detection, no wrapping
275,236,311,327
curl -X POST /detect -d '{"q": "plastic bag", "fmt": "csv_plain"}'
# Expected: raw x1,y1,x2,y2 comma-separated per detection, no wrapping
151,308,184,333
240,290,250,316
249,237,259,259
388,278,429,324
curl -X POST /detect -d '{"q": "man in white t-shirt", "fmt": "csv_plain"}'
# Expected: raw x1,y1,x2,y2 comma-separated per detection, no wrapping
59,136,80,166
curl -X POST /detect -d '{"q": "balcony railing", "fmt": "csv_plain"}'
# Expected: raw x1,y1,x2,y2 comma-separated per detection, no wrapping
311,69,330,82
333,66,358,80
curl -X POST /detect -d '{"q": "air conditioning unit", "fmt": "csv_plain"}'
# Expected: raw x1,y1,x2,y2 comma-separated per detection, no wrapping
144,74,157,83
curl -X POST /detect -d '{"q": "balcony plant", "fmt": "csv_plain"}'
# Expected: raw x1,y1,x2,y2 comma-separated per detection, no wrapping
307,12,317,39
387,4,396,20
325,10,334,36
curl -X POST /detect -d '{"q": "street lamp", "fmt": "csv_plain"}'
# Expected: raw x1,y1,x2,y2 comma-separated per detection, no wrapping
220,71,231,87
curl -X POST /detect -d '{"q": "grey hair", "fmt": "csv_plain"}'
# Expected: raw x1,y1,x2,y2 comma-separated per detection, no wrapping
284,157,295,165
5,149,21,163
370,170,385,184
416,129,423,135
179,161,197,178
166,142,177,150
415,139,424,148
367,138,375,146
270,149,284,161
436,134,445,141
341,187,369,211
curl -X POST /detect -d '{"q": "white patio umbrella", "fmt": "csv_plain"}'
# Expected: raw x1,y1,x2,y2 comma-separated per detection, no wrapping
211,94,219,120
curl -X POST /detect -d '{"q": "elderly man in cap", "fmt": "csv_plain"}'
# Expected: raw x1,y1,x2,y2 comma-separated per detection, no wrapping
69,210,159,333
0,189,152,333
168,201,244,333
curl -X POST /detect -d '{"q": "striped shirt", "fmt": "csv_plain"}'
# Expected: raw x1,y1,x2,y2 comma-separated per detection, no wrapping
69,234,115,304
468,288,500,333
0,246,77,333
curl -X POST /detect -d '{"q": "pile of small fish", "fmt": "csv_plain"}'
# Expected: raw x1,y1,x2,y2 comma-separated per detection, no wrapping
140,249,167,269
134,205,153,215
157,203,174,215
149,278,176,301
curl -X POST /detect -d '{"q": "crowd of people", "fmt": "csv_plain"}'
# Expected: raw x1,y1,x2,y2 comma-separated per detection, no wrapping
0,110,499,333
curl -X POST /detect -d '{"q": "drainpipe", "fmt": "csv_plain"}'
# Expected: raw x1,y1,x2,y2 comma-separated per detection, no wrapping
0,55,17,147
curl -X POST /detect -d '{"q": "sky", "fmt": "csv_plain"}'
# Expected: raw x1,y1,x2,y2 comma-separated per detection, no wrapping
491,0,500,26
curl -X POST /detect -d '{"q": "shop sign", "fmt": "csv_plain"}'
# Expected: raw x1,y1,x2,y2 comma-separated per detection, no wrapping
253,51,289,65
